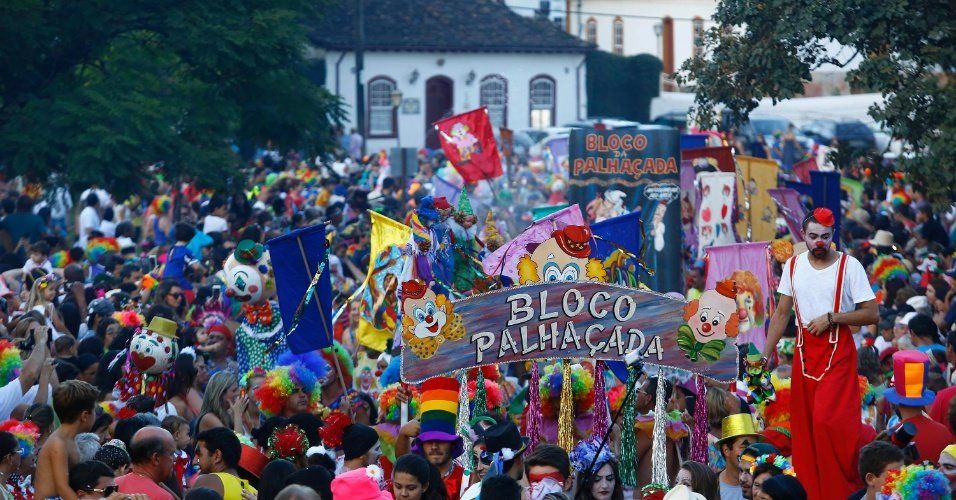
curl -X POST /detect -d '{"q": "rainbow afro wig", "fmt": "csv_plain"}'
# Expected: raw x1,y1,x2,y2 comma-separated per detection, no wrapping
538,362,595,418
150,195,172,215
881,465,950,499
608,384,627,414
320,341,354,388
871,255,908,285
86,237,120,264
0,419,39,459
49,250,72,269
254,351,328,417
0,341,22,386
113,310,145,329
378,384,420,423
240,367,268,390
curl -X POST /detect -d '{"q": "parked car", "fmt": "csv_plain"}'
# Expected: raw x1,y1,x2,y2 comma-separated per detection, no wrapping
651,111,688,131
527,128,572,158
800,119,877,152
494,129,535,160
736,115,792,143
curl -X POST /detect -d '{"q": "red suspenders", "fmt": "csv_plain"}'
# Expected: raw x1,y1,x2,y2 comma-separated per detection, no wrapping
790,253,848,381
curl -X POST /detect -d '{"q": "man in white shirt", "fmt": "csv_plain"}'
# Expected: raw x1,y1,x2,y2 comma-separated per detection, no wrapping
79,185,112,208
76,192,101,248
0,323,55,420
202,197,229,234
763,207,879,500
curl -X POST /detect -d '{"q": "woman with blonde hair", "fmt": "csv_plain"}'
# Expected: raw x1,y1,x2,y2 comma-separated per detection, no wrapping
195,371,247,435
24,275,67,335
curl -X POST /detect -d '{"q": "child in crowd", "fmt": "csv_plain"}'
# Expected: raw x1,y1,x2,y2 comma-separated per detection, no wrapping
162,415,193,490
162,223,204,292
22,241,52,275
851,441,905,500
34,380,100,500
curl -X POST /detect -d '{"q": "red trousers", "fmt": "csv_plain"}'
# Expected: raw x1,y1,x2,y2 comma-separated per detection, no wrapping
791,325,862,500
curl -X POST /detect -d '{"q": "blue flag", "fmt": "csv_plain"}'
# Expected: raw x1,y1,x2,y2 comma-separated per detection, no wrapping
591,211,644,383
267,224,334,353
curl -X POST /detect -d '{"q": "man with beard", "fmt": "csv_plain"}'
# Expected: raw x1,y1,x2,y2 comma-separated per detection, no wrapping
193,428,257,499
399,377,465,500
764,207,878,500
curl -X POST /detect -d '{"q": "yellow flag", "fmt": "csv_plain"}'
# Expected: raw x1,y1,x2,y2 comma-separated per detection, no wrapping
735,155,779,242
368,210,411,279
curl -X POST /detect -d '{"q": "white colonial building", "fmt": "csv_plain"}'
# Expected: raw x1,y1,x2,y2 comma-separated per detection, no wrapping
507,0,855,97
311,0,592,153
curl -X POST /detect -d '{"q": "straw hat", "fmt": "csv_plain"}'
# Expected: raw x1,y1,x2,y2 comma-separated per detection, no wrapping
869,230,896,248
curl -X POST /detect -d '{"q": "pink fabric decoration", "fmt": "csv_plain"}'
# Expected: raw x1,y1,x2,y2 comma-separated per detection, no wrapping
690,375,709,463
592,361,609,439
527,362,542,453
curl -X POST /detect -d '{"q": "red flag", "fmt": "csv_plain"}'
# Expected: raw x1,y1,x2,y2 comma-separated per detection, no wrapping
434,107,502,184
792,157,818,184
681,146,735,173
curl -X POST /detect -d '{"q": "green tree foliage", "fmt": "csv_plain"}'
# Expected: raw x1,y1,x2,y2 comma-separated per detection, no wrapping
0,0,345,197
679,0,955,207
587,52,662,123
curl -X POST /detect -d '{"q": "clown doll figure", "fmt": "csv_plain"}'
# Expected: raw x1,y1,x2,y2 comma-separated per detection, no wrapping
222,240,286,373
115,316,180,405
764,208,879,500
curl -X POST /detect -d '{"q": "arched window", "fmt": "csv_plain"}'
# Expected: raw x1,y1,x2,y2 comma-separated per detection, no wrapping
529,75,555,129
692,17,705,58
585,17,597,44
613,17,624,54
367,76,396,137
480,75,508,129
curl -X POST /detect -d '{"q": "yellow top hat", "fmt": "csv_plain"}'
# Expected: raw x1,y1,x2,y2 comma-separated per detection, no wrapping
146,316,178,339
718,413,760,445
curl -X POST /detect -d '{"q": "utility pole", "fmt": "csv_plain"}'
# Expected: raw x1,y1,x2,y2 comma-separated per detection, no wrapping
355,0,366,156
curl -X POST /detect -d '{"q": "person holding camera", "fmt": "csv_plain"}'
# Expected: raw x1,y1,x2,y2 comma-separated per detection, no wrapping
883,350,953,463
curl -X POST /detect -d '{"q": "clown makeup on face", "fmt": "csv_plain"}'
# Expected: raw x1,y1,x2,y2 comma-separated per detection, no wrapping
804,222,833,260
939,452,956,489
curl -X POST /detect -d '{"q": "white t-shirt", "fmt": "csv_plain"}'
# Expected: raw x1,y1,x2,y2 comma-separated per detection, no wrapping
202,215,228,234
777,252,875,328
0,380,43,421
99,220,116,237
77,206,100,248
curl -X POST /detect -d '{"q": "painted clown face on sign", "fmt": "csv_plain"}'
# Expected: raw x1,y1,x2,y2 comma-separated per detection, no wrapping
130,322,179,375
727,270,764,334
223,241,275,304
683,280,740,344
402,282,448,339
400,280,464,359
676,279,740,362
516,225,607,285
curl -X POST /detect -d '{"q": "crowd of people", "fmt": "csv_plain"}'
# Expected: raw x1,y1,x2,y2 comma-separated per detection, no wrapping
0,138,950,500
